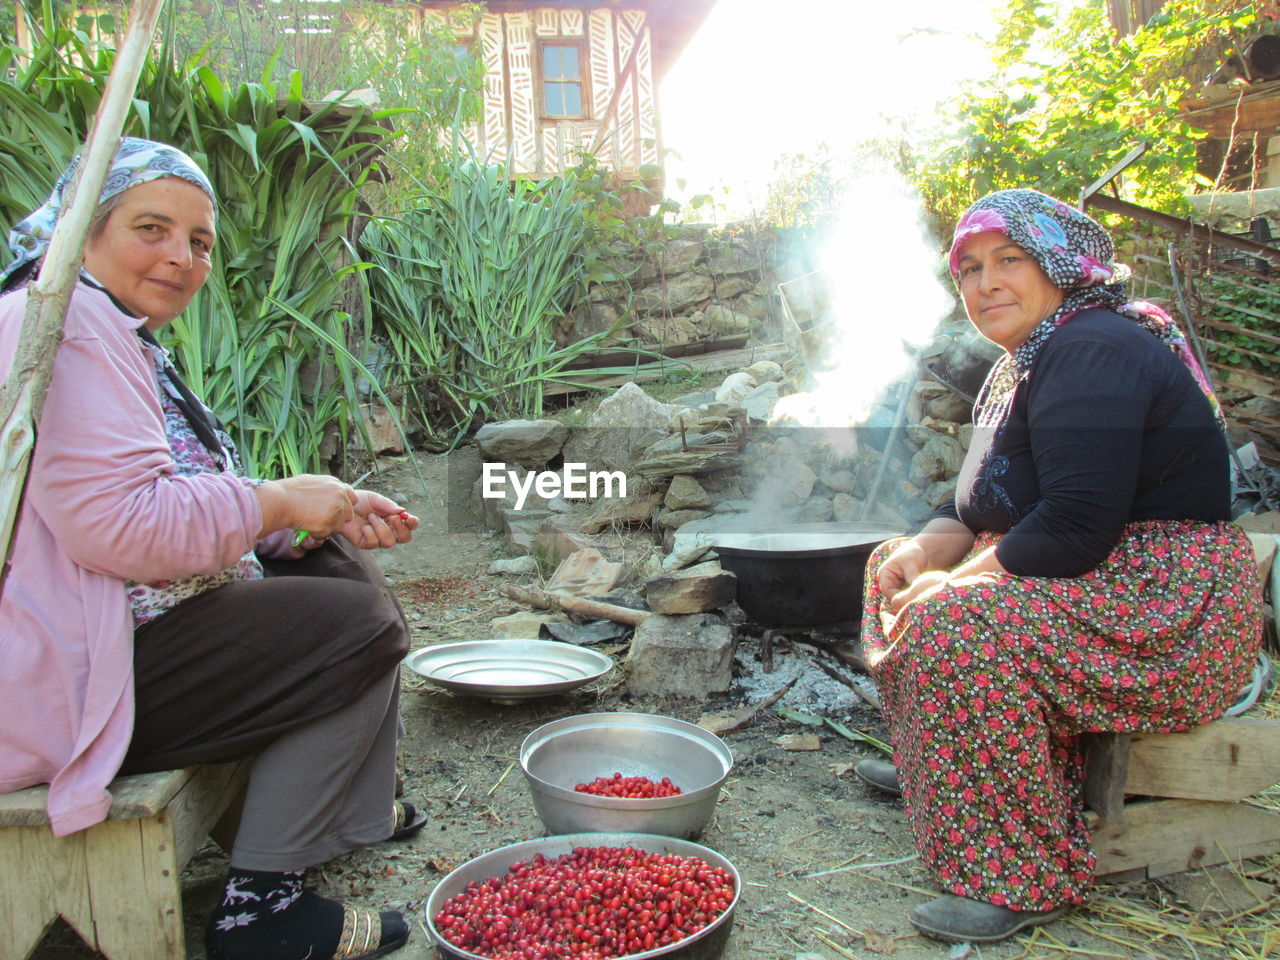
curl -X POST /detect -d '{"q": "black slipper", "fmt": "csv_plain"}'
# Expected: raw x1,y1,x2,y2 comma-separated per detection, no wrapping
389,800,427,841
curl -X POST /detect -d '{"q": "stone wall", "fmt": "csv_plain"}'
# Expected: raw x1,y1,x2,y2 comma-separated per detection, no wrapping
560,223,806,349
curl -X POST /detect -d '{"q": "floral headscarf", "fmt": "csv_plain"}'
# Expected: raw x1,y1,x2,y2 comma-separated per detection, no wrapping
1,137,215,291
947,188,1221,427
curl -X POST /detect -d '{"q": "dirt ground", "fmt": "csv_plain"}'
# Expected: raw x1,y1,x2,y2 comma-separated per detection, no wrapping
34,449,1280,960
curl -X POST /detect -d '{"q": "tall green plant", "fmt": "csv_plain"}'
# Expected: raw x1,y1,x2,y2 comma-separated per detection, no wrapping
362,156,623,444
0,4,401,478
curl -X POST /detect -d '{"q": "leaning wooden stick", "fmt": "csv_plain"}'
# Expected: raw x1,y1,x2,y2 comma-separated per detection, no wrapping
0,0,168,595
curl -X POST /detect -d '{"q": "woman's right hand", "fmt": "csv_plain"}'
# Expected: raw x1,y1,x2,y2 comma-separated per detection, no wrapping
877,539,931,604
254,475,358,540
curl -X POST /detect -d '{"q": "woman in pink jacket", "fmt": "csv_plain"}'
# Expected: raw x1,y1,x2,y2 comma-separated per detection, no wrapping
0,139,420,960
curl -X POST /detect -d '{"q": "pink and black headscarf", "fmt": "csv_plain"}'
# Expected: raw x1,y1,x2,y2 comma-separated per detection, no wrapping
947,188,1221,424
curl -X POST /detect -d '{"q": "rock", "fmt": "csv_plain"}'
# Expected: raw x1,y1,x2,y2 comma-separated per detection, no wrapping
626,614,734,697
817,467,858,494
359,402,405,455
832,492,861,521
476,478,554,528
926,390,974,424
634,315,702,345
664,514,749,571
657,508,711,531
546,547,623,597
745,360,783,383
924,480,956,509
668,390,715,408
487,556,540,575
744,381,781,422
633,449,745,479
757,458,817,504
644,561,737,615
505,516,545,554
580,490,662,533
534,515,599,568
632,273,714,313
910,432,966,483
475,419,570,469
706,242,757,275
665,475,712,510
793,497,834,523
730,293,769,320
703,303,755,336
712,277,754,298
562,382,679,473
490,611,569,638
657,238,704,275
546,495,575,513
714,371,757,405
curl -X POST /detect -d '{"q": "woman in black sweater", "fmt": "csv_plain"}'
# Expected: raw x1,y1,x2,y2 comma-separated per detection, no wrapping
857,189,1263,943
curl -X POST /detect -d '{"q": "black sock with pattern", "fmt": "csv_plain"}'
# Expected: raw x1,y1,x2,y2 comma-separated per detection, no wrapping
204,868,407,960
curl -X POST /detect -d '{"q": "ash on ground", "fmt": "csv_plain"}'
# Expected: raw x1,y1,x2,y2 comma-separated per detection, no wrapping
729,636,880,721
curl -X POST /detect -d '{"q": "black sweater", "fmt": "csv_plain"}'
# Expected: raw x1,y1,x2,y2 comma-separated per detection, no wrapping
934,309,1230,577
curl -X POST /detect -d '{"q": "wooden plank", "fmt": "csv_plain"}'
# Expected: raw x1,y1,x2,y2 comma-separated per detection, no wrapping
0,768,192,827
1195,298,1280,343
1091,798,1280,878
0,824,86,960
1083,732,1131,827
564,336,750,370
84,815,183,960
545,342,795,397
1125,717,1280,802
168,761,249,868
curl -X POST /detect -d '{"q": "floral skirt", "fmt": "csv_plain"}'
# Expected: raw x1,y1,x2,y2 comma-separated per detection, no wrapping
861,520,1263,911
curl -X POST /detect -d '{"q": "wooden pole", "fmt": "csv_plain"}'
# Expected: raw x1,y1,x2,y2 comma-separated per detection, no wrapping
0,0,168,595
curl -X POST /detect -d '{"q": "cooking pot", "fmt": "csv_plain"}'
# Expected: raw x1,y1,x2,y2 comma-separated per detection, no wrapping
713,522,903,627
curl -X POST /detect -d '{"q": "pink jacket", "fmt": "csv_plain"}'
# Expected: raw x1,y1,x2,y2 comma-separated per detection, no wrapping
0,283,265,835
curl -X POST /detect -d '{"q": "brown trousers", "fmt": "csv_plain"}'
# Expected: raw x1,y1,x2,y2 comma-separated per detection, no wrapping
122,537,411,869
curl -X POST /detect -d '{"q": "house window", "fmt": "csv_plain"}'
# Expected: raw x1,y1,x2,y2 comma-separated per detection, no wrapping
541,42,585,118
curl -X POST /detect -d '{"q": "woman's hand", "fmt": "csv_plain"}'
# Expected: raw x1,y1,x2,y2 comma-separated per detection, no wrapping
335,490,420,550
876,539,931,600
254,474,358,540
889,569,952,614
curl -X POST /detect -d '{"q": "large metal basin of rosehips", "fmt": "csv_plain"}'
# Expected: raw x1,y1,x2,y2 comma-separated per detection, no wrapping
518,713,733,839
427,833,740,960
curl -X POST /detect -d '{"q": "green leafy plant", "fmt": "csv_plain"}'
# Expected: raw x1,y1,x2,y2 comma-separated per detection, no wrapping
361,153,628,446
1,4,400,479
894,0,1260,236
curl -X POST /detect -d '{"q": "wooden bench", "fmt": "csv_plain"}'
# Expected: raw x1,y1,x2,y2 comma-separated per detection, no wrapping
0,761,249,960
1084,717,1280,878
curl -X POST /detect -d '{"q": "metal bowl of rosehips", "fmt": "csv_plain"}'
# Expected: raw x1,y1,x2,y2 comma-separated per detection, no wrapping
426,833,740,960
519,713,732,839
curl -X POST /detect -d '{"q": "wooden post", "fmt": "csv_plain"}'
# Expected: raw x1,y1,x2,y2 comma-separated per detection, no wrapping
0,0,167,596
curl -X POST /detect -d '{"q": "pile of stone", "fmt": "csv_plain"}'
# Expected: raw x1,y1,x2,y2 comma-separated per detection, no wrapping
471,340,989,699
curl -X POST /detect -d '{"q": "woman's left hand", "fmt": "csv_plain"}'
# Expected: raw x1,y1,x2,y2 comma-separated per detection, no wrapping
888,569,952,614
333,490,420,550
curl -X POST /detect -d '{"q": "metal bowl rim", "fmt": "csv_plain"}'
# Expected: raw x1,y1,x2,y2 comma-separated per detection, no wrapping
425,832,741,960
404,640,613,699
520,713,733,784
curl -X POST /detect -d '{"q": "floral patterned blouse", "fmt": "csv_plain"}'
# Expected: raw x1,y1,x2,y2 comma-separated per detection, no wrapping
125,339,264,626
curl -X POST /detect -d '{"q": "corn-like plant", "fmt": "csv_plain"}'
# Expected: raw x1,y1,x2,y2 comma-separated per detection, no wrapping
362,156,628,445
0,6,400,479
